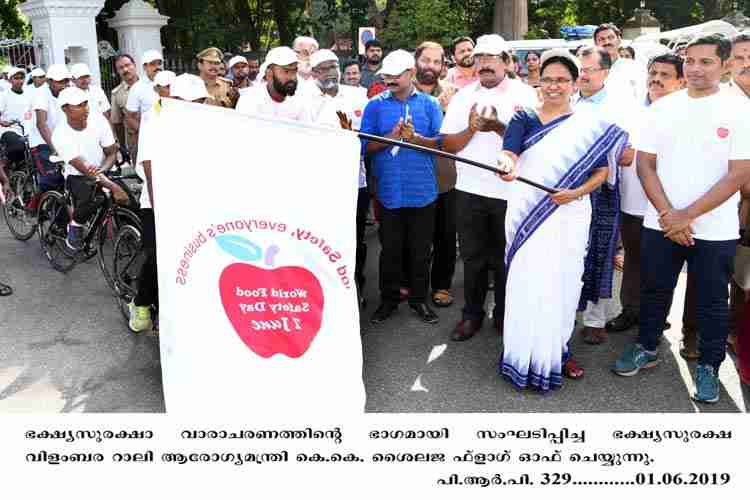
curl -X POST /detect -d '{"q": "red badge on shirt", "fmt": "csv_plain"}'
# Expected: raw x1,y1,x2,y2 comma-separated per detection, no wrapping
355,109,362,118
717,127,730,139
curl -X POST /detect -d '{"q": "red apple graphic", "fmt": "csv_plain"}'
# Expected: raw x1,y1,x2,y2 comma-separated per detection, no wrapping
219,263,325,359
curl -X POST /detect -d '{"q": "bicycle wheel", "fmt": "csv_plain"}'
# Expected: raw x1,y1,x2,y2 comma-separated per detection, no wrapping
97,206,142,293
112,224,143,322
37,191,77,273
2,170,38,240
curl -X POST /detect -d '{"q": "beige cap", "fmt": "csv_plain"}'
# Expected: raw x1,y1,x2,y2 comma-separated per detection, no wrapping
196,47,223,63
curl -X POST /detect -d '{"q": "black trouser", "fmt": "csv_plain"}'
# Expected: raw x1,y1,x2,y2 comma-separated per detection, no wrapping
430,189,457,292
355,187,369,292
639,228,735,370
135,208,158,308
619,212,643,316
379,202,436,305
456,191,507,324
66,175,105,225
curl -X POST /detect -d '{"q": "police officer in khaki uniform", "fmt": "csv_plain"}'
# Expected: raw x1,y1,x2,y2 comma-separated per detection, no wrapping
196,47,238,108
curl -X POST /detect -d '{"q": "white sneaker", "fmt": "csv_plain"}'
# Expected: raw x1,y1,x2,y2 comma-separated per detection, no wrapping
128,300,153,333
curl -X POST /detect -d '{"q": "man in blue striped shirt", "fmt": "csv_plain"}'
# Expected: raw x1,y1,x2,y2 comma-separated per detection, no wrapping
360,49,444,325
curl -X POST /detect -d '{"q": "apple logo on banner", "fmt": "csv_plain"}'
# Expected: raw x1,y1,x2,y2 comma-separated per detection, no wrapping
216,235,324,359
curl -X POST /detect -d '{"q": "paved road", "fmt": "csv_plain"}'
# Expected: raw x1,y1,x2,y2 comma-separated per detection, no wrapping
1,220,748,413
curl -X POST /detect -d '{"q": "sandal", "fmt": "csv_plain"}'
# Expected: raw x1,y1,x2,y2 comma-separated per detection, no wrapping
431,289,454,307
582,327,607,345
613,253,625,272
0,281,12,297
727,333,737,356
564,358,584,379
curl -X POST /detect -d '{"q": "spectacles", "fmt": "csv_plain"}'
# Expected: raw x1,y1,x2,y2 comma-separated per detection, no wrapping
579,67,604,75
540,77,573,86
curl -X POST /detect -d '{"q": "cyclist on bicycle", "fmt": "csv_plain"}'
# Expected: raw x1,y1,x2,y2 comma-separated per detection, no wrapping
0,67,33,172
31,64,70,193
128,72,206,332
52,87,128,251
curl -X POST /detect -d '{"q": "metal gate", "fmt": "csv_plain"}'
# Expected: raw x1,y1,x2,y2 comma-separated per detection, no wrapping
0,38,38,69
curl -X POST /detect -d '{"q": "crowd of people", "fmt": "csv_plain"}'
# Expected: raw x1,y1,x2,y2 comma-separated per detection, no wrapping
1,22,750,406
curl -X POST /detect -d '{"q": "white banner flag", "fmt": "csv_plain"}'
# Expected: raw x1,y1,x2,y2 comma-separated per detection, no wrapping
150,99,365,414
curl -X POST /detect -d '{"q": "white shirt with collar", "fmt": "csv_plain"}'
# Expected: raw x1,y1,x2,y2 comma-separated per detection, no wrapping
441,78,538,200
606,56,646,101
303,83,369,188
235,83,312,123
126,77,158,117
82,85,111,116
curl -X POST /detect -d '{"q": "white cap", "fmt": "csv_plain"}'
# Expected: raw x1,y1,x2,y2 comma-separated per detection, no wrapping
265,46,298,67
70,63,91,79
8,66,25,78
228,55,248,68
171,73,210,101
259,61,270,79
142,50,163,65
153,70,176,87
310,49,338,69
472,34,510,57
377,50,415,76
540,48,581,72
30,67,46,77
46,64,71,82
58,87,89,107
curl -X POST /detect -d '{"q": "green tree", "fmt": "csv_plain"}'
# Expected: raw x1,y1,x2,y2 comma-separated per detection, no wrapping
0,0,29,38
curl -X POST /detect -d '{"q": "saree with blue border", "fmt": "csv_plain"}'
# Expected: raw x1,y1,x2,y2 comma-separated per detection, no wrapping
499,107,628,392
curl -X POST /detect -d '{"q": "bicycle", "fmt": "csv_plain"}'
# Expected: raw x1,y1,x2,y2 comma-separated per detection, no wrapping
1,121,43,240
112,222,158,333
95,146,143,292
37,160,141,274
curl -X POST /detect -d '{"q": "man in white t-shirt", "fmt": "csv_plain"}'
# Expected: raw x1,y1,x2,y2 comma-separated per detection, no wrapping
441,34,537,341
52,87,126,252
31,64,70,192
614,34,750,404
71,63,112,122
125,50,163,137
0,68,33,169
606,53,685,337
305,49,370,306
24,67,47,100
236,46,311,123
593,23,644,100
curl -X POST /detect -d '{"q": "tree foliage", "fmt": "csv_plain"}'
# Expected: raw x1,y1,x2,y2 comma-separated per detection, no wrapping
94,0,750,57
1,0,29,39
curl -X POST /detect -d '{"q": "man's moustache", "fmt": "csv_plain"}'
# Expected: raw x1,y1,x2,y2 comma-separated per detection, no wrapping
649,81,664,88
479,69,495,75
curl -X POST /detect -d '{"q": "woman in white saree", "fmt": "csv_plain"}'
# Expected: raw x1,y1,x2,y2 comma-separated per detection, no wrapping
498,49,628,391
